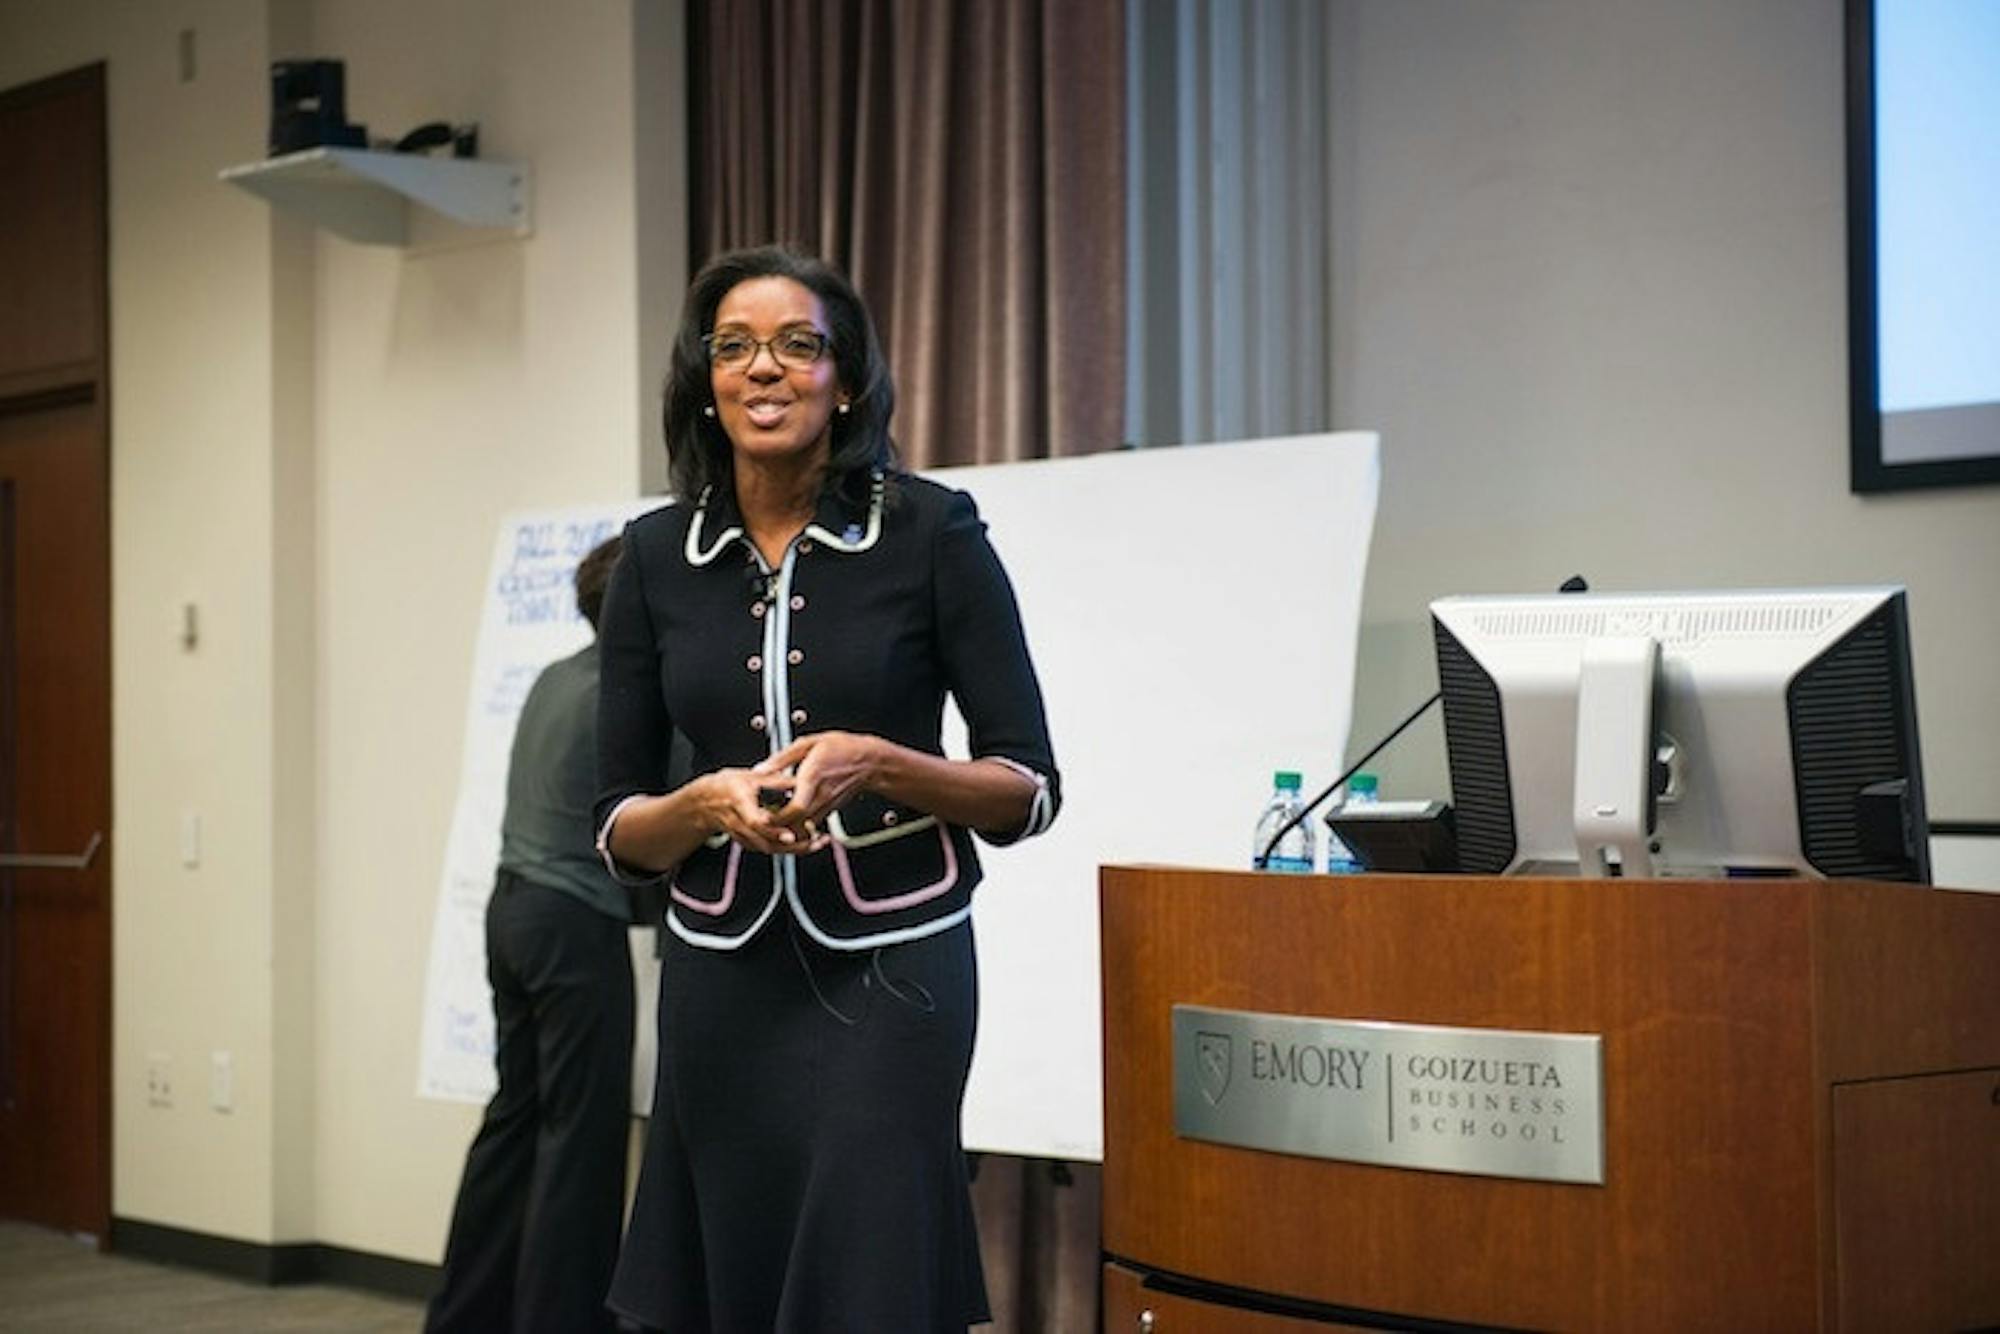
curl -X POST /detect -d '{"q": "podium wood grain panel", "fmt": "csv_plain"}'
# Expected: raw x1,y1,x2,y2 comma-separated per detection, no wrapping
1831,1068,2000,1331
1099,866,2000,1332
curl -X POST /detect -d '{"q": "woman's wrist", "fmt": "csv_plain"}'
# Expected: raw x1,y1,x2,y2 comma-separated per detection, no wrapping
866,735,927,800
692,771,731,834
858,734,892,794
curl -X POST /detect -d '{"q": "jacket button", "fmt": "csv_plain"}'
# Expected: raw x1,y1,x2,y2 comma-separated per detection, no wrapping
798,540,814,555
790,708,808,726
787,648,804,666
882,810,899,826
750,714,767,731
751,602,767,618
747,655,762,672
790,594,806,611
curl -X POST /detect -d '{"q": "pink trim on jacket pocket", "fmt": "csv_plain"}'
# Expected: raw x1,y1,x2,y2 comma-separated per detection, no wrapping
830,825,958,914
670,841,741,916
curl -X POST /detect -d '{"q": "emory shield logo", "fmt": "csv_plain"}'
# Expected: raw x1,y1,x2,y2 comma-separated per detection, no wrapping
1197,1031,1233,1105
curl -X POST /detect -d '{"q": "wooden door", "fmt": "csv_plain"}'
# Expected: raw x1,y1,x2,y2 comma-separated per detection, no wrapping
0,64,112,1241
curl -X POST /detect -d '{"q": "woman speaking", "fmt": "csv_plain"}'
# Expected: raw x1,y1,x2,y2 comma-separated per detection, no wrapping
594,245,1060,1331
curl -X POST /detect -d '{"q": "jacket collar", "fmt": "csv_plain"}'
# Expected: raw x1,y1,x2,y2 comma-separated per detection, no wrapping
803,471,885,553
685,471,885,567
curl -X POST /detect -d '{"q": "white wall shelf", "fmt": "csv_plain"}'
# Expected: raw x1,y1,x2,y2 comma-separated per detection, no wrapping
219,147,531,246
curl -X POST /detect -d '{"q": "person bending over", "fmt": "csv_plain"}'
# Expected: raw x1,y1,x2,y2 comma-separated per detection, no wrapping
428,534,635,1334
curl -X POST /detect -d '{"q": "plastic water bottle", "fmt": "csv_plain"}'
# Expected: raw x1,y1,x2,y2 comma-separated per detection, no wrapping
1253,770,1316,873
1323,772,1379,874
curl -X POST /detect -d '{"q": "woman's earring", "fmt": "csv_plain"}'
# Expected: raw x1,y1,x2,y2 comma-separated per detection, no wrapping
703,405,716,418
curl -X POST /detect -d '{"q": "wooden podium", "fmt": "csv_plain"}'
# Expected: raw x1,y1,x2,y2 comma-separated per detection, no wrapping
1100,867,2000,1332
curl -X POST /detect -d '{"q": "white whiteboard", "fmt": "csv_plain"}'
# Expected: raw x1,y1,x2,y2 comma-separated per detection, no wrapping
417,432,1381,1160
943,433,1379,1158
415,500,660,1109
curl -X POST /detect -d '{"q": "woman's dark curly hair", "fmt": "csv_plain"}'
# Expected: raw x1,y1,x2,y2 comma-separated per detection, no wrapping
662,245,897,510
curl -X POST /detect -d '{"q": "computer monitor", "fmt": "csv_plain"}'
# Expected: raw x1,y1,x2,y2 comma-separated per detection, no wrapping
1430,586,1930,882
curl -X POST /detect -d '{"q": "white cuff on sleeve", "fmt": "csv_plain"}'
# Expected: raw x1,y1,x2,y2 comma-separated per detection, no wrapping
595,793,672,886
988,756,1055,840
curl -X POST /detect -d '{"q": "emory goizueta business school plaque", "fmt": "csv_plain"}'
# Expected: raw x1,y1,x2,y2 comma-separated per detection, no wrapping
1171,1004,1605,1185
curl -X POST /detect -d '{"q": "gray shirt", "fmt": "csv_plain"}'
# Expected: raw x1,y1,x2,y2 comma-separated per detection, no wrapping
499,643,629,921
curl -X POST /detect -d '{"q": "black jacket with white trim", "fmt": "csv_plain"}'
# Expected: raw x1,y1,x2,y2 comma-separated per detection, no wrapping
594,471,1060,950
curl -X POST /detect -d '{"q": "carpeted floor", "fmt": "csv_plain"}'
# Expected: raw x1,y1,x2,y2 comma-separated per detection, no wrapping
0,1221,424,1332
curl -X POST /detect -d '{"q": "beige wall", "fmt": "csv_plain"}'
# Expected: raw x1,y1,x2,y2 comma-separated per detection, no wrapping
0,0,682,1259
1331,0,2000,823
304,0,674,1261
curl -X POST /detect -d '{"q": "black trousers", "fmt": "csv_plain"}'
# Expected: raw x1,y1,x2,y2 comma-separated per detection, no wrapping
427,871,636,1334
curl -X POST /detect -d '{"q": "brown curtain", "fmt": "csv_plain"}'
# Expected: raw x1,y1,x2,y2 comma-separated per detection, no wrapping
968,1155,1102,1332
690,0,1125,468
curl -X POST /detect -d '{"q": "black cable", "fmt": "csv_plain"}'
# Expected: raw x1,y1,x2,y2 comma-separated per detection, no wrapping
1254,690,1442,871
1253,576,1588,871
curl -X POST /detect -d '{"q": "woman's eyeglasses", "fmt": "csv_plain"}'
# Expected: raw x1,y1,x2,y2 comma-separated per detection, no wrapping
705,327,832,371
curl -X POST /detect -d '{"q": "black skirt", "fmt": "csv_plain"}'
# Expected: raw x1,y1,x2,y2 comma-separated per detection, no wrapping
608,914,989,1333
